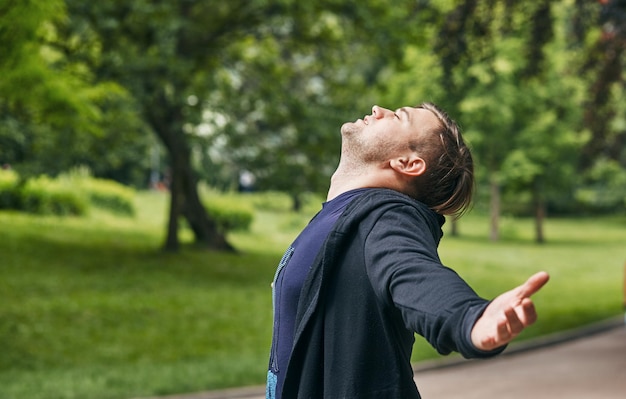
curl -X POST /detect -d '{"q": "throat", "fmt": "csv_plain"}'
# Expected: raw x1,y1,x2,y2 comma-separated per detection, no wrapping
327,166,371,201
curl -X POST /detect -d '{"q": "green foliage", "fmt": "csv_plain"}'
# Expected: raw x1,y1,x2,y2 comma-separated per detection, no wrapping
60,0,438,204
20,175,88,216
237,190,324,214
55,167,136,216
377,0,600,225
83,180,135,216
198,188,324,234
0,169,19,209
202,195,254,233
70,175,136,216
576,157,626,213
0,168,136,217
246,191,294,212
375,45,445,107
4,0,622,252
0,0,70,111
0,1,151,184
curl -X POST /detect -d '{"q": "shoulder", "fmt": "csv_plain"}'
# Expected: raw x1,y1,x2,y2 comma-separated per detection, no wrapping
340,188,445,232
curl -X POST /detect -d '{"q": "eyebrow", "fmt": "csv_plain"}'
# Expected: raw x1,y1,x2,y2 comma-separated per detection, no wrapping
398,107,411,123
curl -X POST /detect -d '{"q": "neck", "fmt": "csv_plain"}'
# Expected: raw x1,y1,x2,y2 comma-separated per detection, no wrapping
326,174,365,201
325,158,365,200
327,159,393,201
327,159,412,201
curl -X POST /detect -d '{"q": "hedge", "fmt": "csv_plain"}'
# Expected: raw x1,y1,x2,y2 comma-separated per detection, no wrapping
78,178,135,216
0,169,135,217
20,175,89,216
202,195,254,233
0,169,19,209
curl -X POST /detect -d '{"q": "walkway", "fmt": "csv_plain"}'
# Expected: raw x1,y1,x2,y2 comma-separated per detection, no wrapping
138,317,625,399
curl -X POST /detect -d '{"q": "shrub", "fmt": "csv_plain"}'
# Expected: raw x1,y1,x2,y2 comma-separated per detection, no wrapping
203,195,254,233
247,191,293,212
0,169,19,209
20,176,89,216
80,178,135,216
58,167,136,216
242,191,324,214
1,168,135,217
575,158,626,214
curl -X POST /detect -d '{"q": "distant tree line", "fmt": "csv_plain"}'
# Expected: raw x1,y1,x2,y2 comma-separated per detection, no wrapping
0,0,624,250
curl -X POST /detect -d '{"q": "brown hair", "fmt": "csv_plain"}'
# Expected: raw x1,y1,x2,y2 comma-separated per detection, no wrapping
407,102,474,217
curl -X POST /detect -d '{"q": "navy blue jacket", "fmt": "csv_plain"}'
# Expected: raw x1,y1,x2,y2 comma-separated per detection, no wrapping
282,189,503,398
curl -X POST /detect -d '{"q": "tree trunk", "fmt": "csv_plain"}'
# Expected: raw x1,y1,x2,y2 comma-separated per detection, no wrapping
580,24,624,170
164,164,181,252
489,175,500,242
534,199,546,244
533,179,546,244
450,218,459,237
150,94,233,252
622,260,626,312
180,157,233,251
291,193,302,212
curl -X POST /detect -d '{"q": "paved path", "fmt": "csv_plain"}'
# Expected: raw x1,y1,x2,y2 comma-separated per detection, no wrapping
139,317,625,399
415,320,626,399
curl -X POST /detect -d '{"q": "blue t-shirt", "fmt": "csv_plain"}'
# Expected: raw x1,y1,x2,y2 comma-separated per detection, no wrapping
267,189,369,399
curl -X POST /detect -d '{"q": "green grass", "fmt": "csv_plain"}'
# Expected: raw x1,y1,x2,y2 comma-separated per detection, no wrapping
411,213,625,359
0,190,624,399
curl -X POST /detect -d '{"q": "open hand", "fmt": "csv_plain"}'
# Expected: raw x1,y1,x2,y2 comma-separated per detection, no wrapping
471,271,550,351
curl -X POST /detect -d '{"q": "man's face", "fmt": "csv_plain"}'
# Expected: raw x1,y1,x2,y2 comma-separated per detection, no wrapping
340,105,439,164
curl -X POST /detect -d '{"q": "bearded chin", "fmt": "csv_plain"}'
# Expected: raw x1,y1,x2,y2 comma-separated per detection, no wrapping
340,121,361,136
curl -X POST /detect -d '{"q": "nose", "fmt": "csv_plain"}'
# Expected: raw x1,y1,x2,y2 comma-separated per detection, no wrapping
372,105,392,119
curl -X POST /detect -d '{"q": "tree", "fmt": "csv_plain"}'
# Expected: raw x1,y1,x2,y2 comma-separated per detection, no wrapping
62,0,283,251
0,0,94,174
374,0,606,243
570,0,626,214
203,1,439,211
580,0,626,170
61,0,435,251
0,1,150,184
433,0,588,242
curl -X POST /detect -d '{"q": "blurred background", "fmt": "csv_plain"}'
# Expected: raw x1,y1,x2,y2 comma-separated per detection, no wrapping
1,1,625,398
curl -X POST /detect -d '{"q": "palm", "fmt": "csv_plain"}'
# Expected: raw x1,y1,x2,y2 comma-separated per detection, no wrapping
471,271,550,351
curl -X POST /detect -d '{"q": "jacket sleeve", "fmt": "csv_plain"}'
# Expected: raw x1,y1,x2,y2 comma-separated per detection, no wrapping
363,204,505,359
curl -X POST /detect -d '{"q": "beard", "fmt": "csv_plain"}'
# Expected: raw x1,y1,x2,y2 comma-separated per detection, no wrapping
340,120,362,136
339,121,392,165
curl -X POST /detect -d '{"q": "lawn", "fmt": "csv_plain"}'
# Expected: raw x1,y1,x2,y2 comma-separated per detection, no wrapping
0,190,624,399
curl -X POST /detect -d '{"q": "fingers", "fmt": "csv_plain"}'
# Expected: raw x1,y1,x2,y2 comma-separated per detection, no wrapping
497,299,538,346
504,306,524,335
518,271,550,299
495,317,510,344
508,298,537,328
472,271,548,351
521,297,538,325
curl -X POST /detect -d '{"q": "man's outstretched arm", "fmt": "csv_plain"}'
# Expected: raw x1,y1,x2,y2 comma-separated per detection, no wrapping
471,271,550,351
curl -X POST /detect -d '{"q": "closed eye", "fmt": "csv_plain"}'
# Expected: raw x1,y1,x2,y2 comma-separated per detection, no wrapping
396,108,410,122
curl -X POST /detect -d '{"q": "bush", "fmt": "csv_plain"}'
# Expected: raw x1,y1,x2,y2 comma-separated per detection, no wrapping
242,191,324,214
80,178,135,216
0,168,136,217
203,195,254,233
0,169,19,209
247,191,293,212
20,176,89,216
57,167,136,216
575,158,626,214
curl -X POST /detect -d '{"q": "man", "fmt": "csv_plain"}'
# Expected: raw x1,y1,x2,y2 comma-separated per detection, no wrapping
266,103,550,399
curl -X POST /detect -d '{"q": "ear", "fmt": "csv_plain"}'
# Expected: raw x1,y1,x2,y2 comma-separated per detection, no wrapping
390,155,426,177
